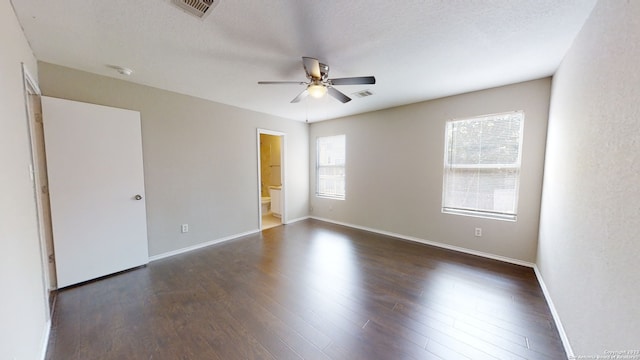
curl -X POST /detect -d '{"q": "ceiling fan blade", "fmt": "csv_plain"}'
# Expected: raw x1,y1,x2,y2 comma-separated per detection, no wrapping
258,81,306,85
291,89,309,103
302,57,321,79
327,87,352,103
329,76,376,85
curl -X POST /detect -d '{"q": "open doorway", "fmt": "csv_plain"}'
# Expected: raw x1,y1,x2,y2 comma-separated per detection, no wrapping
257,129,285,230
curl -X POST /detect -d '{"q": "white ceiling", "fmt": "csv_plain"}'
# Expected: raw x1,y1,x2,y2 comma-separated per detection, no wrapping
12,0,597,122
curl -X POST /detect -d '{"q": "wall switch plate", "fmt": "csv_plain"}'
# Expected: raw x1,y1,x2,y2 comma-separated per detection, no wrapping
181,224,189,233
475,228,482,237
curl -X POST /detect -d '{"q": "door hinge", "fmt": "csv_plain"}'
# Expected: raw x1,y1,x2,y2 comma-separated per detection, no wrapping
48,254,55,263
35,113,43,123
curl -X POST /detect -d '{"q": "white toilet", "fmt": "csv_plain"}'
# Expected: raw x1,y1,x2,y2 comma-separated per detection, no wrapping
261,196,270,214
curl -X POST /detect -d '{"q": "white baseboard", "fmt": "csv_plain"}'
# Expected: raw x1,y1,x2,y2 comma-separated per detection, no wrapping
40,319,51,360
533,265,574,358
148,229,260,262
148,216,311,263
284,216,310,224
309,216,534,268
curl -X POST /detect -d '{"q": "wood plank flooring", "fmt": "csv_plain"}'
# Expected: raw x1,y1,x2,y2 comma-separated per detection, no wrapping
45,219,566,359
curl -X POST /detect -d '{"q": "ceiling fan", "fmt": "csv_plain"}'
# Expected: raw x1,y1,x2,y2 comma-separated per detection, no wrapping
258,57,376,103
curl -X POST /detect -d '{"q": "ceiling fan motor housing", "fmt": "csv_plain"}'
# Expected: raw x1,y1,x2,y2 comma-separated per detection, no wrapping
319,63,329,80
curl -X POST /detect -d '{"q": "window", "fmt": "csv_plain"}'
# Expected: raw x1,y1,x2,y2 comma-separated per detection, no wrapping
442,111,524,221
317,134,346,199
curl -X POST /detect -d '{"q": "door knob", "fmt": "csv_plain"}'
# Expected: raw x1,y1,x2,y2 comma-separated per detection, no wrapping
134,194,143,200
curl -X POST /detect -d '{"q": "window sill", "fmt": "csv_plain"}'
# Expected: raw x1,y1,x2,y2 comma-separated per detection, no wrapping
316,194,345,201
442,208,517,222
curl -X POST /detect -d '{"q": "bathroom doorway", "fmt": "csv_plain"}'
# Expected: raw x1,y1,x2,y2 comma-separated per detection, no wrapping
257,129,285,230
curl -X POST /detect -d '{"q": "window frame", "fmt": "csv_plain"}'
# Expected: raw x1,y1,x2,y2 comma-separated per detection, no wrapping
441,111,525,221
316,134,346,200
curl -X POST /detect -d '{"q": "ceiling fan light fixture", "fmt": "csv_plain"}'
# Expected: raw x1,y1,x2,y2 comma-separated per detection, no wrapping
308,83,327,98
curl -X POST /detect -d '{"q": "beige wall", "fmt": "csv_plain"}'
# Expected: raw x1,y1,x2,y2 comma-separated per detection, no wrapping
38,62,309,257
310,78,551,263
0,1,49,358
538,0,640,355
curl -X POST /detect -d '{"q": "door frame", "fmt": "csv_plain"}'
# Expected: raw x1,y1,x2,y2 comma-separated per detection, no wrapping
256,128,286,229
21,64,55,316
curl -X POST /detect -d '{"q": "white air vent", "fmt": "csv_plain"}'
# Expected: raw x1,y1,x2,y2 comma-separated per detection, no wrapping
172,0,219,19
352,90,374,98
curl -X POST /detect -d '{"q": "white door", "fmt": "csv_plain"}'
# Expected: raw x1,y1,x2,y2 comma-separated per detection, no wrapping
41,97,148,288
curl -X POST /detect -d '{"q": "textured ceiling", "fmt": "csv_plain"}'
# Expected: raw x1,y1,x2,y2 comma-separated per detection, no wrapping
12,0,597,122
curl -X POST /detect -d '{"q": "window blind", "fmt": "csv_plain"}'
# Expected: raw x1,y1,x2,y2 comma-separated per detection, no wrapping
442,111,524,221
317,135,346,199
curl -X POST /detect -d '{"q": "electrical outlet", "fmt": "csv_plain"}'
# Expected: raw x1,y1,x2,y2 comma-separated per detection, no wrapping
181,224,189,233
475,228,482,237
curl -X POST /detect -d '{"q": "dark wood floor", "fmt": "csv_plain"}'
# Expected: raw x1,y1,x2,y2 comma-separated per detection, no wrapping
45,219,566,360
